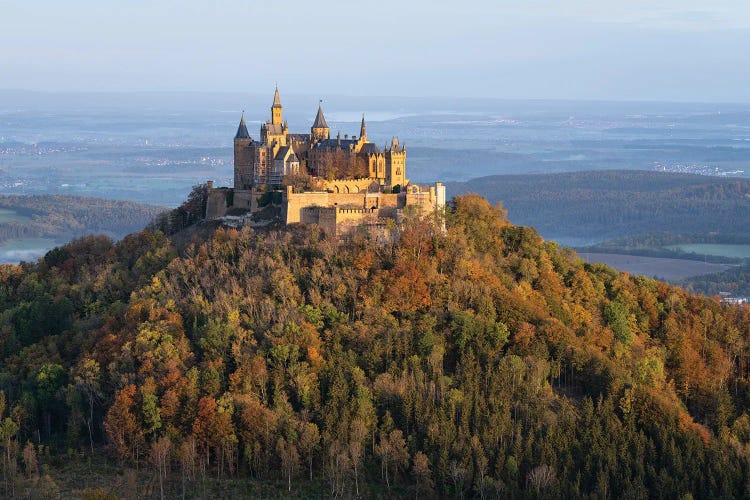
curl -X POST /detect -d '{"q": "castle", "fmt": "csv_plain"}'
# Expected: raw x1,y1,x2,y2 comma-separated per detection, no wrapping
206,86,445,236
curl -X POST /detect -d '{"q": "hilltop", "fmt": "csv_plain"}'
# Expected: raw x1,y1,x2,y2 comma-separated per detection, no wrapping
0,194,749,497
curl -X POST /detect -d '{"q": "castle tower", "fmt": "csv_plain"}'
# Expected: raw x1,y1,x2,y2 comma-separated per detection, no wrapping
385,137,406,188
359,114,367,141
234,112,255,189
271,85,283,126
262,85,288,147
311,100,330,140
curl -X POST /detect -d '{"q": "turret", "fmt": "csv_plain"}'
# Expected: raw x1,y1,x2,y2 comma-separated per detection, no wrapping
271,85,283,125
385,136,407,188
359,113,367,141
234,112,255,189
235,111,250,139
311,100,330,140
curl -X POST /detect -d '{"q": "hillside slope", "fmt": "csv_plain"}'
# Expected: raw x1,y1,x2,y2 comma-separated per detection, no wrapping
0,195,749,497
0,194,164,243
448,170,750,244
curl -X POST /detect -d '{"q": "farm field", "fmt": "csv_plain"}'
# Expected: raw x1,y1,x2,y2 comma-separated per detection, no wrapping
0,208,30,223
666,244,750,259
579,252,735,281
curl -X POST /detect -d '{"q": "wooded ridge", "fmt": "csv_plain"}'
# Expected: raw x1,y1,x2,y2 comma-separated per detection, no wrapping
0,194,748,497
448,170,750,243
0,194,164,245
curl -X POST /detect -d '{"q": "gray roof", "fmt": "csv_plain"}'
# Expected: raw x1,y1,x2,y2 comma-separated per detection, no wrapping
275,145,291,160
264,123,284,135
315,138,358,150
272,86,282,107
312,103,328,129
235,114,250,139
360,143,379,155
288,133,311,143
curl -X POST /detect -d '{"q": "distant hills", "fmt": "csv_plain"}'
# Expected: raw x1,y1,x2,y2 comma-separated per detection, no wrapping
448,170,750,246
0,194,164,246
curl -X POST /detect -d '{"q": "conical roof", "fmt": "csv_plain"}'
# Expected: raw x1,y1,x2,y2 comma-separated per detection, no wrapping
272,85,282,107
359,113,366,138
235,112,250,139
312,101,328,129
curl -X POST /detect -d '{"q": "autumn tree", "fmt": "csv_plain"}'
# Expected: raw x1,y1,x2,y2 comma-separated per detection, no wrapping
104,385,143,465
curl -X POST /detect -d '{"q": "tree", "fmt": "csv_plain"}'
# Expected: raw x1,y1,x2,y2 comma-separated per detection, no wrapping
603,300,633,347
35,363,65,439
298,422,320,481
0,416,18,497
178,437,197,499
412,451,434,498
73,358,102,455
104,385,143,465
375,429,409,490
348,418,368,497
191,396,235,477
150,436,171,500
22,441,37,479
141,382,162,438
277,436,300,492
528,464,557,494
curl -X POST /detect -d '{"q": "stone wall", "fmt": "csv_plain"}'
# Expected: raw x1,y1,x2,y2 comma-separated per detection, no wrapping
320,178,379,194
208,182,445,236
233,139,252,189
206,186,229,219
284,188,332,224
232,190,255,210
299,206,338,236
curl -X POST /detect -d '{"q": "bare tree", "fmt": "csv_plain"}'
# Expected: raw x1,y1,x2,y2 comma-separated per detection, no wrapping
528,464,557,493
150,436,172,500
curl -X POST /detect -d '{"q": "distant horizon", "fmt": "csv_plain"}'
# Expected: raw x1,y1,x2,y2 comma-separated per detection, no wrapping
2,88,750,107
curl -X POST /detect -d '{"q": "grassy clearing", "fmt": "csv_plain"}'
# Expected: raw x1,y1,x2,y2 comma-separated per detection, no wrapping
0,207,30,223
579,252,734,281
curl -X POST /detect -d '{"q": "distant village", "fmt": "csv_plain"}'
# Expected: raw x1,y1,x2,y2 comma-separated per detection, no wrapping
719,292,750,305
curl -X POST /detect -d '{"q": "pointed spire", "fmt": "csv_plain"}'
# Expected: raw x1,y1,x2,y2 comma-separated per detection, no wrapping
272,84,282,108
312,100,328,129
359,113,367,140
235,111,250,139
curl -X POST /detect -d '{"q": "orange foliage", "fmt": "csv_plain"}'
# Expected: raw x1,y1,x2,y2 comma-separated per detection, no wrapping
384,261,432,313
104,384,142,463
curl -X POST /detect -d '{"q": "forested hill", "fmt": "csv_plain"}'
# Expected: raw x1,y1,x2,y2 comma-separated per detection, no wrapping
448,170,750,244
0,194,164,244
2,195,750,497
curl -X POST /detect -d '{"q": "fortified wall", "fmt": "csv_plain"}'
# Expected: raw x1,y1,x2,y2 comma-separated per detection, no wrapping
283,183,446,236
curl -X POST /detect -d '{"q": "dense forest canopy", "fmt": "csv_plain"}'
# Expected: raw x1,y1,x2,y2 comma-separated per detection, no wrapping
0,194,750,497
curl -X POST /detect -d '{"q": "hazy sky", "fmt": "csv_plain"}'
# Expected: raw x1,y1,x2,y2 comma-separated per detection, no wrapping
2,0,749,102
